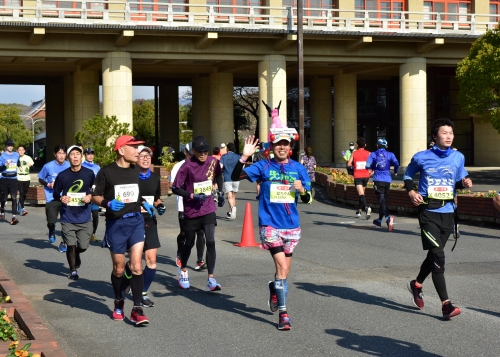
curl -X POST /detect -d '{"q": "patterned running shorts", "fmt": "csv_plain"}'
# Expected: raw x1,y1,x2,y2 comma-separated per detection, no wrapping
259,226,301,254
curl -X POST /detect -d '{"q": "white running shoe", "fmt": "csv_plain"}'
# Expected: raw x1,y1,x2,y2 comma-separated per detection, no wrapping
206,277,221,291
230,207,237,220
178,267,190,289
365,207,372,220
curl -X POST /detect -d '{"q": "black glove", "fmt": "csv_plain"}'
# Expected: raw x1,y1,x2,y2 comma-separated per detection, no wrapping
193,194,207,203
157,203,166,215
218,192,225,207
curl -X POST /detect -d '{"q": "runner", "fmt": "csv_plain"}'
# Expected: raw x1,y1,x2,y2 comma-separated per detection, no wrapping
347,137,372,219
169,142,207,271
91,135,150,326
52,146,94,280
16,145,34,216
38,144,70,252
366,139,399,231
0,139,20,225
82,147,101,242
230,130,312,331
404,118,472,320
123,145,166,307
220,142,240,220
172,136,224,291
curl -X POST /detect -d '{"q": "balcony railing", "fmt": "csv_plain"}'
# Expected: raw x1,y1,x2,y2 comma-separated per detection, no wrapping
0,0,497,35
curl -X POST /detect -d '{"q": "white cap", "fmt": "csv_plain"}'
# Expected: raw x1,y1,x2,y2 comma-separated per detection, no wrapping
138,145,153,156
67,145,83,155
220,143,226,148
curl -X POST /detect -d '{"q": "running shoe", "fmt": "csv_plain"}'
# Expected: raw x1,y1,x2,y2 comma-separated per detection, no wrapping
112,299,125,320
278,312,291,330
355,211,361,218
21,208,28,216
268,281,279,313
75,254,81,269
373,219,382,227
442,301,461,320
206,277,221,291
407,280,424,310
130,307,149,326
89,234,100,242
58,242,67,253
10,217,19,225
67,270,79,280
194,260,207,271
0,212,5,220
365,207,372,220
141,294,155,308
48,231,56,243
178,267,190,289
226,212,231,219
230,207,237,220
175,253,181,268
387,216,395,232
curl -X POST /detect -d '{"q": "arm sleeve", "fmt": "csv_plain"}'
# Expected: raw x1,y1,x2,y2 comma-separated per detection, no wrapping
172,165,191,199
230,160,249,181
215,173,223,192
38,178,48,187
172,187,191,199
52,176,62,201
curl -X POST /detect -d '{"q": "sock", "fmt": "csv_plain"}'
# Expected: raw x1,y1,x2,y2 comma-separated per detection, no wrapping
274,278,286,311
283,279,289,304
47,223,55,232
111,273,123,300
131,273,144,306
142,266,156,293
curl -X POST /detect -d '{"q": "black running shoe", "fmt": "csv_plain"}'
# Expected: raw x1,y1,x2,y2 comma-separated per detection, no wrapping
268,281,278,313
68,270,79,280
141,294,155,307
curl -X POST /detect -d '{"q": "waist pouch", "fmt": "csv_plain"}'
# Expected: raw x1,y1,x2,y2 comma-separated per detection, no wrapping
1,172,17,178
418,198,454,211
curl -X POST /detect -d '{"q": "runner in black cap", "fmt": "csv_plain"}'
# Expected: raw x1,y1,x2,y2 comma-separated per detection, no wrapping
82,147,101,242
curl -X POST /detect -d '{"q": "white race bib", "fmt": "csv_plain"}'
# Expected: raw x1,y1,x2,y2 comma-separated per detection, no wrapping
428,185,454,200
114,184,139,203
270,184,296,203
67,192,86,206
356,161,366,170
193,180,212,196
141,196,155,213
6,162,16,171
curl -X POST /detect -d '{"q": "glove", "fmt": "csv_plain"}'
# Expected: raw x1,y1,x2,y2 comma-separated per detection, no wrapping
108,199,125,211
157,203,166,215
142,201,156,217
341,151,346,156
218,192,225,207
193,194,207,203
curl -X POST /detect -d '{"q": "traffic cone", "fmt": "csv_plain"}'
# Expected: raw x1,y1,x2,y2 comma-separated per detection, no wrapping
234,202,260,247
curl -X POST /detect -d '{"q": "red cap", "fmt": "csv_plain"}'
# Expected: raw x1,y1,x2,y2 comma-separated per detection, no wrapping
114,135,145,151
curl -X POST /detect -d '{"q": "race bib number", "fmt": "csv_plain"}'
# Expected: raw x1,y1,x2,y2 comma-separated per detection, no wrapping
356,161,366,170
194,180,212,196
67,192,86,206
140,196,154,213
114,184,139,203
6,161,16,171
428,185,454,200
270,184,296,203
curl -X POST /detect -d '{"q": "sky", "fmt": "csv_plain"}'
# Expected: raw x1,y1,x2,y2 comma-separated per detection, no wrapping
0,85,190,105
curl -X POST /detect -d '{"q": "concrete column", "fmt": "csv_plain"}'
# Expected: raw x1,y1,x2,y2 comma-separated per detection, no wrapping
400,57,427,167
209,72,234,149
473,0,490,32
45,79,66,151
192,76,211,142
258,55,287,142
63,75,75,145
338,0,354,27
333,73,357,165
309,77,332,163
102,52,133,128
159,84,179,152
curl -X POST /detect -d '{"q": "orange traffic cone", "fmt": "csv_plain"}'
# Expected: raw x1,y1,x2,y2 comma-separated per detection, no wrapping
234,202,260,247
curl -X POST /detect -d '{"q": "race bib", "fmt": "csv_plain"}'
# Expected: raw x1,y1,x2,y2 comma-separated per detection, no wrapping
356,161,366,170
194,180,212,196
67,192,86,206
428,185,454,200
270,184,295,203
140,196,154,213
114,184,139,203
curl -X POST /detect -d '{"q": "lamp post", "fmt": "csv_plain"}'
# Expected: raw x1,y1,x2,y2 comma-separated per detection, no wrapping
20,115,45,157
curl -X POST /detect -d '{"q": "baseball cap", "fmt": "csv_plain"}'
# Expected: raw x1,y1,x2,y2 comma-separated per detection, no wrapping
272,133,292,144
377,139,385,146
83,147,94,154
349,142,354,146
67,145,83,155
114,135,145,151
184,142,194,155
138,145,153,156
5,139,14,146
192,136,209,152
220,143,226,149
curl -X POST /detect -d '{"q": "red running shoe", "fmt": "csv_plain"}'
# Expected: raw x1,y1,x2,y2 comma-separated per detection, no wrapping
10,217,19,225
407,280,424,309
130,307,149,326
175,254,181,268
387,216,395,232
112,299,125,321
278,312,291,330
442,301,461,320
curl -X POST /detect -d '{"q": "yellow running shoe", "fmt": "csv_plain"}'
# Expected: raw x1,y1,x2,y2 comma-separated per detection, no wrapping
90,234,100,242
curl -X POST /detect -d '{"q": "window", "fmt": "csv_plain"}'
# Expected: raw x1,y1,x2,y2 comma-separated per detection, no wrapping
490,1,500,22
129,0,187,13
423,1,471,22
355,0,404,19
283,0,335,17
207,0,264,15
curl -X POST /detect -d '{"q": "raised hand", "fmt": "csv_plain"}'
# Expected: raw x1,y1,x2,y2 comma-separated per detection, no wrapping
242,136,260,159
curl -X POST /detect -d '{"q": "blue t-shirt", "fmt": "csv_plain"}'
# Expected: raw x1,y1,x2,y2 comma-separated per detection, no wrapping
0,151,20,179
403,148,468,213
366,148,400,183
82,161,101,210
243,159,311,229
52,167,95,224
38,160,71,202
220,151,241,182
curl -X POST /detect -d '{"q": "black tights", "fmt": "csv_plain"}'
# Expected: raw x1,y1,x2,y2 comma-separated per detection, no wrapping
66,245,87,271
1,194,17,215
181,224,216,274
376,192,388,219
92,210,99,234
177,213,205,260
416,248,448,301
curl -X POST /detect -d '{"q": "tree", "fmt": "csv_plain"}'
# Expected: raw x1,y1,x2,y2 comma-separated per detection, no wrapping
457,27,500,132
133,99,155,145
179,103,193,144
75,114,134,167
0,104,32,147
234,87,259,137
